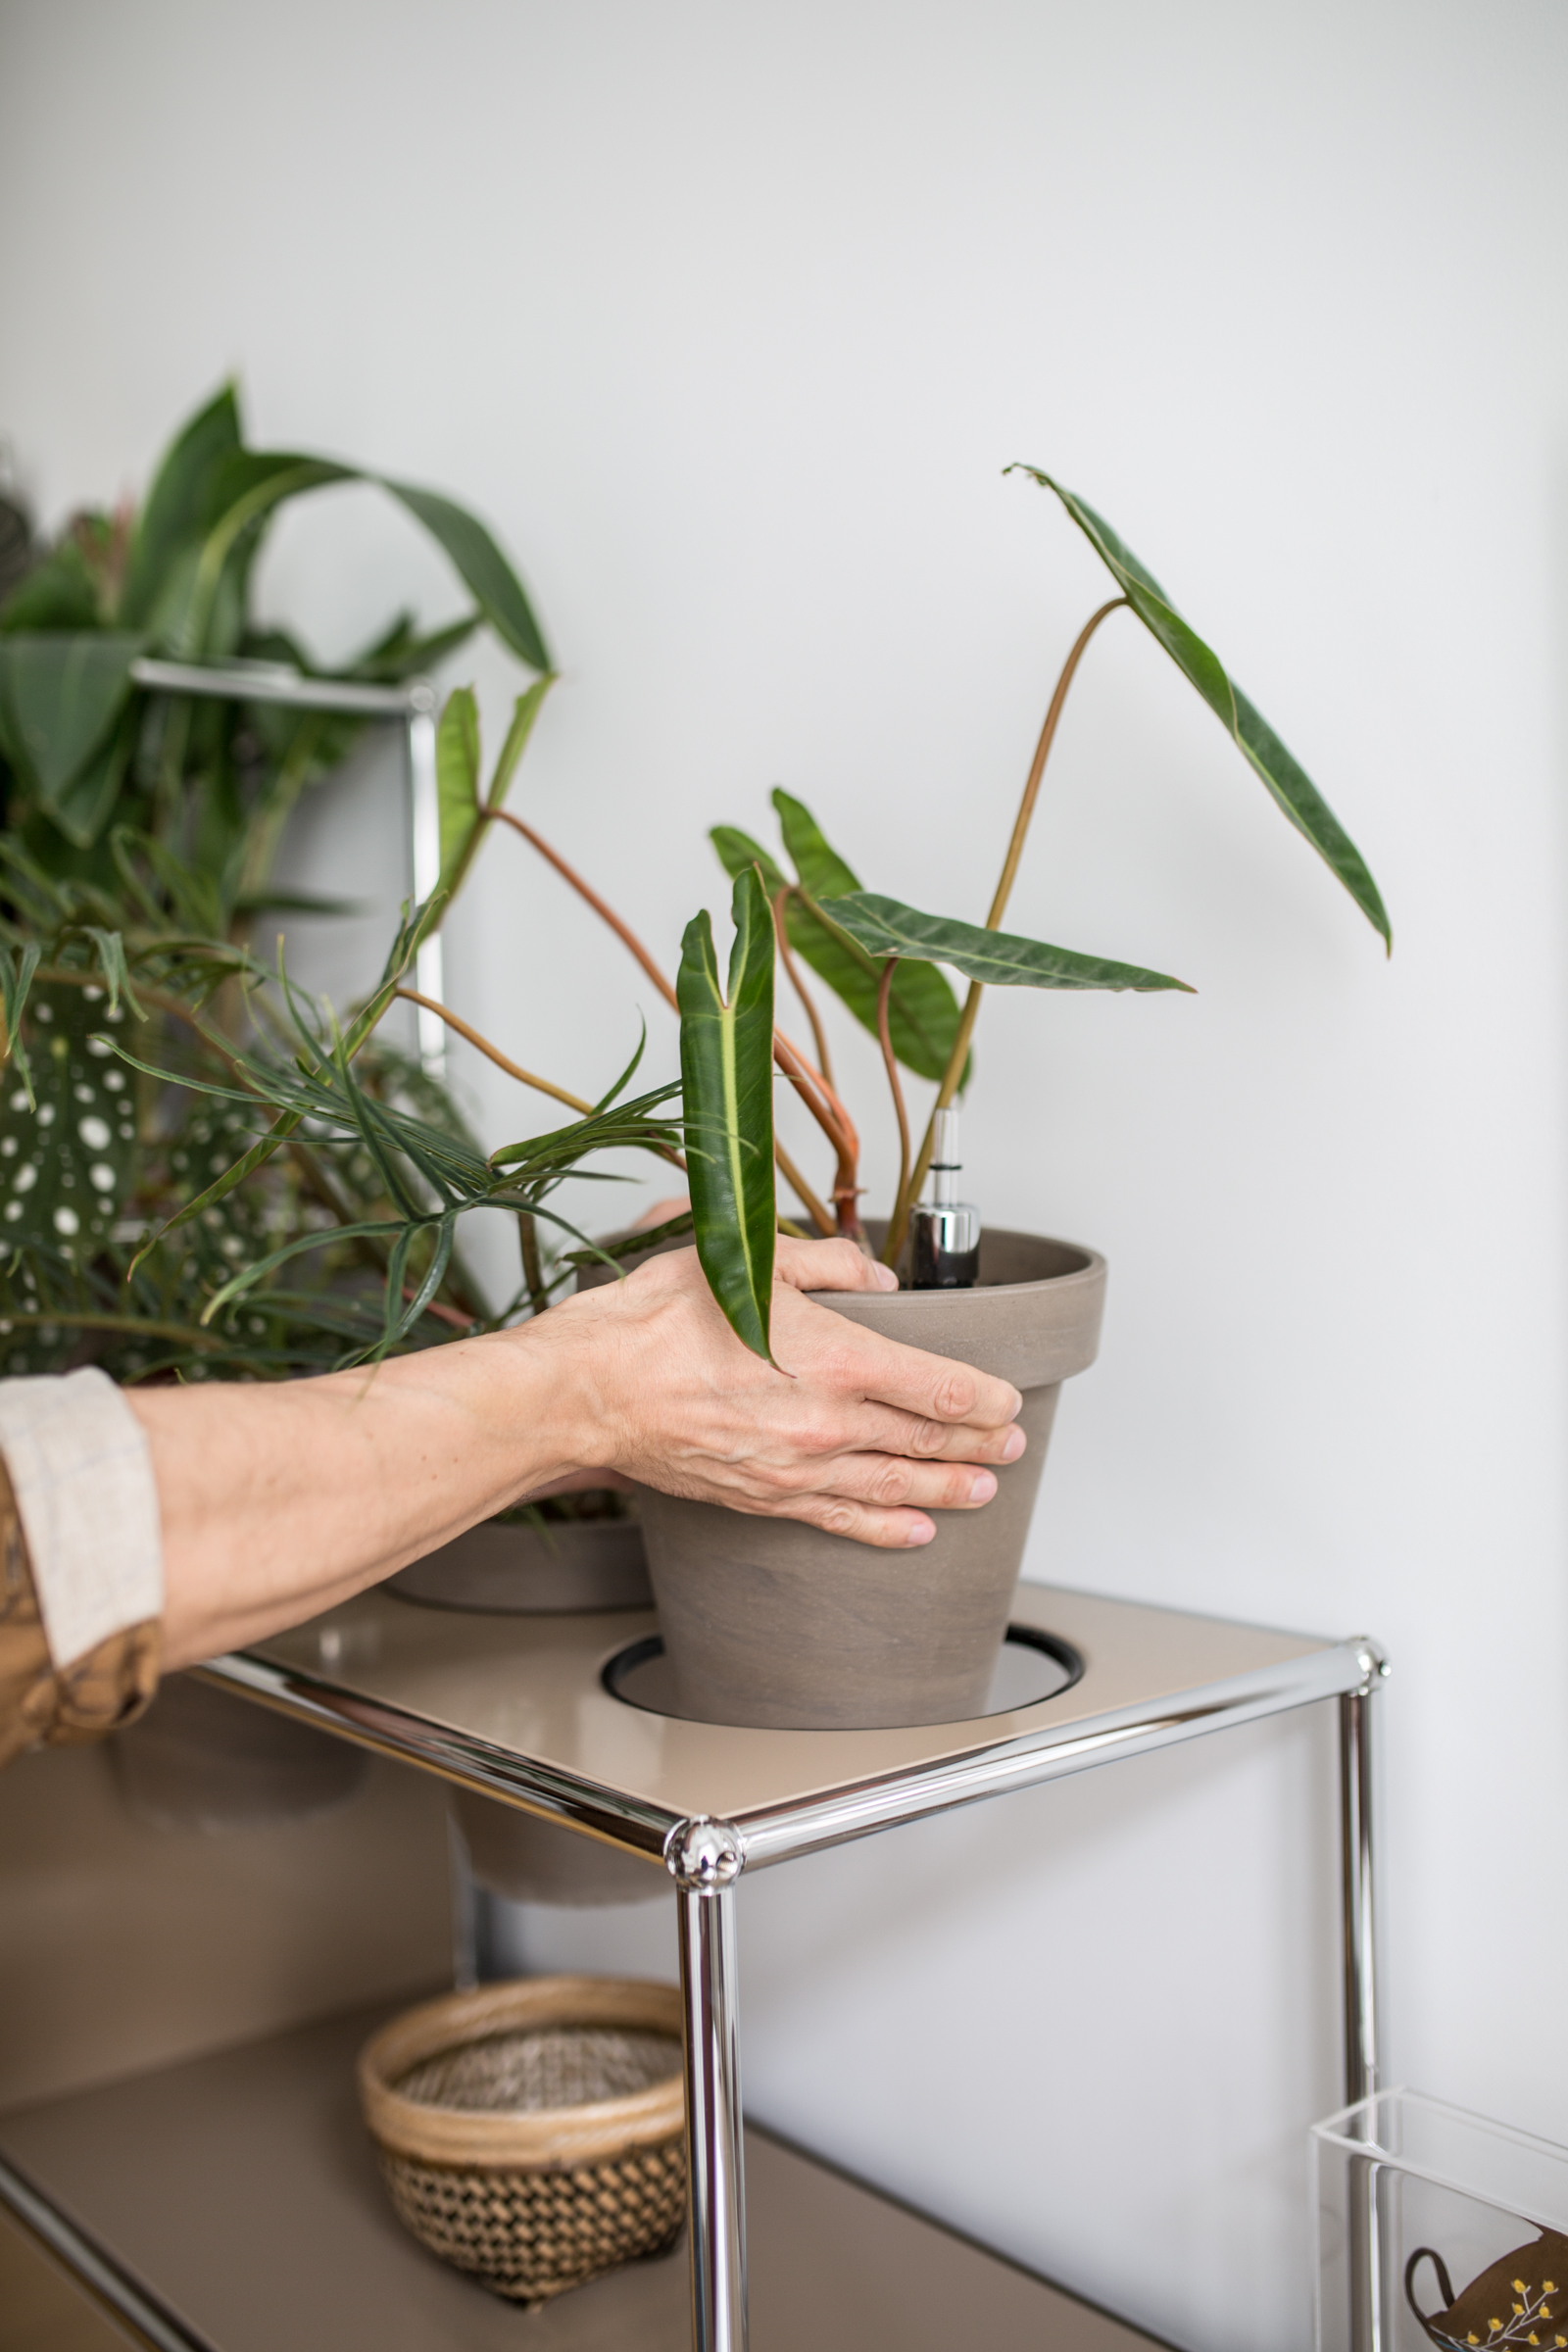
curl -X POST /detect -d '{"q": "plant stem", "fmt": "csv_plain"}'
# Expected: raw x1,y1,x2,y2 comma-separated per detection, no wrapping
516,1213,549,1316
772,1024,863,1240
488,809,679,1011
775,1141,834,1235
491,809,841,1235
0,1308,224,1349
772,888,836,1092
884,594,1129,1262
875,958,909,1261
391,988,594,1114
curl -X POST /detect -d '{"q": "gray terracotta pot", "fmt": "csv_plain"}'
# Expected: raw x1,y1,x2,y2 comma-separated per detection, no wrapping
387,1515,652,1615
634,1229,1105,1730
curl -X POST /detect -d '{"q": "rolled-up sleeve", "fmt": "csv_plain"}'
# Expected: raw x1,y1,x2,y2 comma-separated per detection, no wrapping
0,1368,163,1769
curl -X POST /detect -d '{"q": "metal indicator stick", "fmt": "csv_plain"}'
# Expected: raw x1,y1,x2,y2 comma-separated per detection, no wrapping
910,1104,981,1289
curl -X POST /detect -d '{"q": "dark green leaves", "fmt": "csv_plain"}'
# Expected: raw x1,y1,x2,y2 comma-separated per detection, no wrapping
0,634,146,844
820,893,1195,993
432,678,554,911
678,868,777,1361
383,482,551,673
1008,466,1391,949
436,688,481,884
120,384,243,627
710,789,966,1083
0,982,138,1261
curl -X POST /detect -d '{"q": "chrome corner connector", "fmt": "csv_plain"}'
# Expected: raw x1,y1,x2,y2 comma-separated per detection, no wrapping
1350,1639,1391,1695
666,1817,746,1892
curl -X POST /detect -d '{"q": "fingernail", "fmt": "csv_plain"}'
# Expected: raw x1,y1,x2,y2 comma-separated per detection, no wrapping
1005,1388,1024,1418
905,1517,936,1545
873,1262,899,1291
1001,1428,1026,1462
968,1470,998,1504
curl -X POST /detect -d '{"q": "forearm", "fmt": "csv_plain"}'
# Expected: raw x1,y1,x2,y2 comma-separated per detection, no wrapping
131,1320,595,1669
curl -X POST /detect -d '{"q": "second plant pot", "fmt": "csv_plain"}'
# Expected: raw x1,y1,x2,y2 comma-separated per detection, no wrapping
633,1228,1105,1730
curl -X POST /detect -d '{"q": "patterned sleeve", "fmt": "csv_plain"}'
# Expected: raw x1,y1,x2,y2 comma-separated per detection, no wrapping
0,1373,164,1771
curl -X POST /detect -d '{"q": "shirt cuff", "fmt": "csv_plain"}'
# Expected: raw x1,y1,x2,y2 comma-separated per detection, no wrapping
0,1367,164,1670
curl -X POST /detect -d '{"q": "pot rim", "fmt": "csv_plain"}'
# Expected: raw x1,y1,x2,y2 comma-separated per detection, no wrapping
841,1228,1105,1306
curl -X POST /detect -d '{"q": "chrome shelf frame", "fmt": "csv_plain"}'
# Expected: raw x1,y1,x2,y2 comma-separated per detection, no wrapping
125,656,446,1071
1,1580,1385,2352
175,1589,1388,2352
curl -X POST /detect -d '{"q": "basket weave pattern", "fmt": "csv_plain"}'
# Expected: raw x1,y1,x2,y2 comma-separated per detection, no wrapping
358,1977,687,2304
378,2137,687,2301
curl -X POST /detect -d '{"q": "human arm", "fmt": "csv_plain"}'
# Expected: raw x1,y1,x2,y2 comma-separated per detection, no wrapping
135,1237,1025,1670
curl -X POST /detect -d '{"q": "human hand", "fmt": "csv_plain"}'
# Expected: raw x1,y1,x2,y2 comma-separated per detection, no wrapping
535,1237,1026,1548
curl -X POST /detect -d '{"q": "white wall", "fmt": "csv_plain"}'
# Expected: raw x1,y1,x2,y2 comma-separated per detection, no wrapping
3,3,1566,2343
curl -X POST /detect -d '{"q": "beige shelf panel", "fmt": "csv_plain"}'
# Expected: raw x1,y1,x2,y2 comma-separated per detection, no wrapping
250,1580,1329,1832
0,2002,1164,2352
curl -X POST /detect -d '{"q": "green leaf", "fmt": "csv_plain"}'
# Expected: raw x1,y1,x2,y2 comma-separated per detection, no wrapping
120,384,244,627
710,825,788,898
0,538,102,634
381,482,551,674
819,893,1195,993
485,678,553,810
0,633,146,841
178,451,551,676
436,687,481,882
0,981,138,1260
678,868,777,1361
0,944,40,1104
715,792,966,1083
1007,467,1391,949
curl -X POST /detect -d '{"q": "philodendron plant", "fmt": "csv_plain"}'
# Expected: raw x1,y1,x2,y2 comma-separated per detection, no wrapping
553,468,1391,1366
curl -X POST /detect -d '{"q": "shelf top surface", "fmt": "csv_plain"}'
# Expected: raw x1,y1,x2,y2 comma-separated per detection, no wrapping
242,1582,1348,1843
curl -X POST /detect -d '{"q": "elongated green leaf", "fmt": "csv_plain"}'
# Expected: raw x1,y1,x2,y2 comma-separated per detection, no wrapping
185,452,552,674
437,676,555,914
710,825,788,898
382,482,551,673
820,893,1194,993
436,687,481,882
0,633,146,839
0,943,40,1104
678,868,776,1360
713,793,965,1082
1008,466,1391,948
485,678,553,813
121,384,243,626
46,705,136,848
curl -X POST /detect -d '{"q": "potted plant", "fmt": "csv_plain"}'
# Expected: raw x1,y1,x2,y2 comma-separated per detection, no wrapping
485,472,1391,1728
0,390,680,1835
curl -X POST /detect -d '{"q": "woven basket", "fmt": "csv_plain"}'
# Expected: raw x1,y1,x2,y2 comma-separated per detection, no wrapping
358,1976,687,2303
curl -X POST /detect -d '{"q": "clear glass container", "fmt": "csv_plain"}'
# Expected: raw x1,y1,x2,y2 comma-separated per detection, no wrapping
1312,2089,1568,2351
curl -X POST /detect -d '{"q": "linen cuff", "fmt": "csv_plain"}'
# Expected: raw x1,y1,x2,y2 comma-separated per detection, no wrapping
0,1366,164,1670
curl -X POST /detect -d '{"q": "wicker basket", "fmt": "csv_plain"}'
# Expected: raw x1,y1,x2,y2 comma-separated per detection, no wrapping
358,1976,687,2303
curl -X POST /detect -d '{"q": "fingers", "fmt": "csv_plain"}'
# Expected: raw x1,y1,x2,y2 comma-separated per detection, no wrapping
850,1404,1027,1467
812,1450,1001,1515
777,1298,1023,1432
775,1236,899,1297
785,1493,938,1549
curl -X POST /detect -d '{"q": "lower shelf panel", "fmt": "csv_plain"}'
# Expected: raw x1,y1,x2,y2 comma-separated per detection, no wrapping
0,2000,1160,2352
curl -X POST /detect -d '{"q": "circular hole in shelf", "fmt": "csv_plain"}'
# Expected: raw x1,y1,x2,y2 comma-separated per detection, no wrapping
601,1624,1084,1726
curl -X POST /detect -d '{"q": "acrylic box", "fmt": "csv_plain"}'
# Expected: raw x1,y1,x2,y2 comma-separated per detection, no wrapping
1312,2089,1568,2351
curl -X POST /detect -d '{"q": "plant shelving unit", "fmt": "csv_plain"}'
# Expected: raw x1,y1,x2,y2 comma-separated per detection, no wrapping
0,1576,1386,2351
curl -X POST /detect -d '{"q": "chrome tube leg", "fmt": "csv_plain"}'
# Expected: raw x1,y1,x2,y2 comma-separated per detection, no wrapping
671,1824,748,2352
1340,1669,1386,2352
1340,1686,1381,2108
